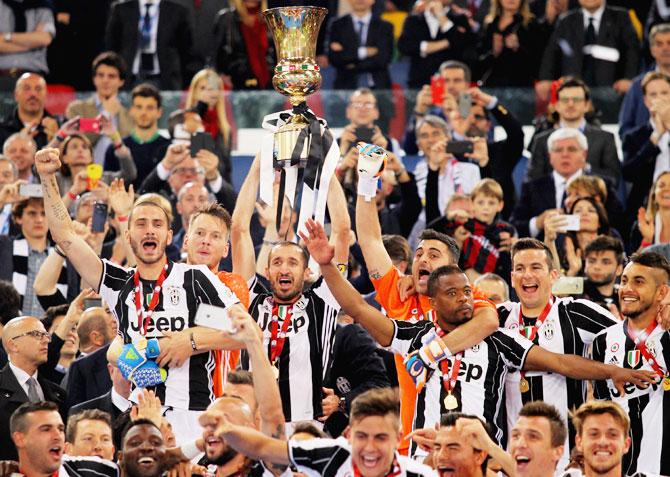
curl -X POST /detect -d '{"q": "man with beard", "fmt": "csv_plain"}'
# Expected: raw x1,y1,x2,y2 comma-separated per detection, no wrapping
591,252,670,476
199,387,436,477
231,157,351,428
299,220,653,459
581,236,624,312
34,147,245,444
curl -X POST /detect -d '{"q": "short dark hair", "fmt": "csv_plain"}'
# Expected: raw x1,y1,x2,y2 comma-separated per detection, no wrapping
584,236,625,265
427,265,466,297
511,238,555,270
628,252,670,284
120,418,161,446
227,370,253,386
66,409,112,443
571,401,629,437
382,235,412,265
518,401,567,448
12,197,44,220
189,203,232,236
418,229,460,263
556,77,590,102
350,388,399,425
10,401,59,434
440,413,491,472
439,60,471,82
0,280,21,325
131,83,162,109
291,422,327,439
43,304,70,332
92,51,127,80
268,242,309,268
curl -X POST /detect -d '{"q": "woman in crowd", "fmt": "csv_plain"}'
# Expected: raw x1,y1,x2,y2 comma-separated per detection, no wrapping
476,0,545,86
632,170,670,252
57,131,136,210
184,68,233,182
545,196,613,276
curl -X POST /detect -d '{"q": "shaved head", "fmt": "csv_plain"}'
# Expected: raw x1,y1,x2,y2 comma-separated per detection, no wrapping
2,316,41,348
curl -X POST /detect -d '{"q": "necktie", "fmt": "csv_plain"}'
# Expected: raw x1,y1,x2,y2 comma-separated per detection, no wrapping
26,377,40,402
583,17,596,84
140,3,152,51
357,20,365,46
3,0,27,33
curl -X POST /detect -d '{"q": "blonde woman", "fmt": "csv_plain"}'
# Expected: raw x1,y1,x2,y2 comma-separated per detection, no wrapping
476,0,546,86
634,171,670,252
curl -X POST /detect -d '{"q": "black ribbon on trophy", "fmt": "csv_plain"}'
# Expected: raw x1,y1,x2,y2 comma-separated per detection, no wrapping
259,7,339,241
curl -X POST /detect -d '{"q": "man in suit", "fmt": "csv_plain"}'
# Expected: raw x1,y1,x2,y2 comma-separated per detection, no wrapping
65,52,133,165
526,78,621,186
327,0,394,89
398,0,476,88
537,0,639,96
105,0,195,90
63,307,116,410
622,71,670,218
0,316,66,460
65,409,115,460
512,127,609,238
618,23,670,140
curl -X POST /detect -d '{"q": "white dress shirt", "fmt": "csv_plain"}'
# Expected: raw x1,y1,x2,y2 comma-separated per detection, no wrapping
420,8,453,57
528,169,583,237
352,12,372,59
9,361,44,401
111,387,132,412
582,3,605,34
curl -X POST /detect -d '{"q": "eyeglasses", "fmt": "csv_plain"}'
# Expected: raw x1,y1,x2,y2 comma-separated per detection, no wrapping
12,330,51,342
172,167,205,176
349,102,377,110
558,96,586,104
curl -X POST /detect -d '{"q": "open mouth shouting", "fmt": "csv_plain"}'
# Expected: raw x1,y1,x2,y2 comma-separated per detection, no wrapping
357,454,382,472
276,275,293,292
437,464,456,477
520,282,539,296
417,267,431,287
141,238,159,254
513,453,531,472
48,444,63,461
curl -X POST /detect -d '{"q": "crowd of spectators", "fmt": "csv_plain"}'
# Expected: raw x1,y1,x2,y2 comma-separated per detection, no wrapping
0,1,668,477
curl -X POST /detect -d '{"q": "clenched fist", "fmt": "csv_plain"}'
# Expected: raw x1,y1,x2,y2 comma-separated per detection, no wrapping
34,148,62,177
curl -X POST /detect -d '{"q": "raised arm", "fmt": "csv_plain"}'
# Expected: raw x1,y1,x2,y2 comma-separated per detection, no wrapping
35,148,103,291
326,176,351,265
300,220,394,345
231,155,260,282
355,179,393,279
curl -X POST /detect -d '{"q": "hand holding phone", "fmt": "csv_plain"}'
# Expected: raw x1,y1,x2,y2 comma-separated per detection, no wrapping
458,92,472,118
552,276,584,295
78,118,101,134
18,183,43,198
92,203,108,232
431,75,445,106
194,303,235,333
446,140,474,155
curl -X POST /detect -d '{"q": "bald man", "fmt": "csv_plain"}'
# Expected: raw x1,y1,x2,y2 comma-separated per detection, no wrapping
0,316,66,460
63,306,116,410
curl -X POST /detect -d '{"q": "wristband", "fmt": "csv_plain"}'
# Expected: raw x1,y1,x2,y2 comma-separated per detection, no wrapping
357,175,379,202
180,440,202,460
190,332,198,352
53,244,66,258
117,215,129,222
419,335,453,367
641,240,652,248
66,190,78,201
55,133,67,143
113,142,123,151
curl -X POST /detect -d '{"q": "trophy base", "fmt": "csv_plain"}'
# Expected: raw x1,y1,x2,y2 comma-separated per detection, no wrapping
273,114,311,167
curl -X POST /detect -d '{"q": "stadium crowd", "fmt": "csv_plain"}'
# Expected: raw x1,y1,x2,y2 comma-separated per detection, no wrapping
0,0,669,477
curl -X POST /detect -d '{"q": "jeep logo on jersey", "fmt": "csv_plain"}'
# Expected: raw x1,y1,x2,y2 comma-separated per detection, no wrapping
261,315,306,334
611,380,658,398
129,315,187,334
441,358,483,381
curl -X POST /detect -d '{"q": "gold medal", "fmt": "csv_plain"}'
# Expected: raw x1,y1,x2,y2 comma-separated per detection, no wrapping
271,364,280,380
136,337,148,351
519,378,530,393
663,376,670,392
443,392,458,410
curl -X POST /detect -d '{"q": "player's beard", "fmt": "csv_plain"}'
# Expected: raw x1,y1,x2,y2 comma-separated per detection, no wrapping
206,446,239,466
621,299,653,319
587,272,617,288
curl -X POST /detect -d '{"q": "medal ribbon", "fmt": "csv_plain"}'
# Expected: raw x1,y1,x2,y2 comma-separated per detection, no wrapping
353,454,401,477
269,302,293,363
518,298,553,385
626,320,667,379
439,352,463,394
133,263,169,336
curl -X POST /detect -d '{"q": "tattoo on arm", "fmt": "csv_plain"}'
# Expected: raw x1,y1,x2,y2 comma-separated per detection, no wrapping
370,270,382,280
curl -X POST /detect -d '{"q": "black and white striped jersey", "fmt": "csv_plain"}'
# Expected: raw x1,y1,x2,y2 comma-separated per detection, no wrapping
592,320,670,476
389,319,533,457
244,275,340,422
289,436,437,477
497,298,616,459
98,259,240,411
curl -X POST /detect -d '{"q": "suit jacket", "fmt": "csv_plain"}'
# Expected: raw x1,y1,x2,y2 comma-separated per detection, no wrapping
526,124,621,186
105,0,194,90
327,14,394,89
0,365,66,460
69,390,121,421
538,6,639,86
622,123,658,217
65,95,133,148
398,10,476,88
63,344,112,411
510,172,625,237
